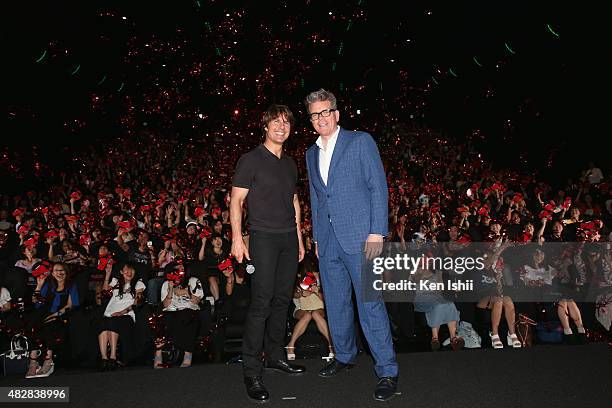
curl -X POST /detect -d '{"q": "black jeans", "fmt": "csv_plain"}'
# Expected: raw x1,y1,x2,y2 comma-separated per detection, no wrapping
242,229,298,377
164,309,200,352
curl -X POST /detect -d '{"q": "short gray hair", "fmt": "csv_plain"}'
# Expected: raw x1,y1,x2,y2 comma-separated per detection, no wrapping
304,88,337,110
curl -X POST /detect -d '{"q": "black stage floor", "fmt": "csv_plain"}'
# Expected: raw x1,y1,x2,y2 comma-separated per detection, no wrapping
3,343,610,408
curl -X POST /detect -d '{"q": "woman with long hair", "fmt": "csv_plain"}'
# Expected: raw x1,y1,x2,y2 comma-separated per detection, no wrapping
26,261,79,378
521,247,586,344
98,262,145,370
199,233,227,302
154,261,203,368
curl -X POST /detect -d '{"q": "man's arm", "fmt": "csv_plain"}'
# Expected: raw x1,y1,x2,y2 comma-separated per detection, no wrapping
230,186,250,263
360,134,387,259
294,194,305,262
361,133,388,237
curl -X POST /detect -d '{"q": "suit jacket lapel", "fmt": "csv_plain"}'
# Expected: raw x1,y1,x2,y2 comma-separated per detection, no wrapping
327,128,348,188
310,146,326,190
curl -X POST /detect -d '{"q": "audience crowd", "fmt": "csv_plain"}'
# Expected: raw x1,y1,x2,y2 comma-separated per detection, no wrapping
1,128,610,378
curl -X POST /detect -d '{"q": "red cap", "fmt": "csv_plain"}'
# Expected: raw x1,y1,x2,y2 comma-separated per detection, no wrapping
117,221,132,230
44,230,59,238
32,260,51,279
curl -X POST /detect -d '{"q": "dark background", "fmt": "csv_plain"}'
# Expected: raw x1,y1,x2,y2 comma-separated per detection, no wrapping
4,1,606,182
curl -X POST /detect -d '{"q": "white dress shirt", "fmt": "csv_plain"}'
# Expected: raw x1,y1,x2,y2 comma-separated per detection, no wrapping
315,126,340,186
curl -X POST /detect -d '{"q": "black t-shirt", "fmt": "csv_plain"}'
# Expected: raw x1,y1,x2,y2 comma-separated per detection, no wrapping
202,247,228,277
232,144,297,233
127,241,153,280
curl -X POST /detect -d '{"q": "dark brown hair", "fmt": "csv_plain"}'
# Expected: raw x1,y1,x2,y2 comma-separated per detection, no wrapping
261,104,295,136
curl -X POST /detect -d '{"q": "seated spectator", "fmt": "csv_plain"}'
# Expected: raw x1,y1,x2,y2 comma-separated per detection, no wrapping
158,236,184,269
98,262,145,370
198,234,228,302
26,261,79,378
51,239,88,265
209,259,250,361
520,247,586,344
413,264,464,351
15,245,41,288
475,240,522,349
285,270,333,360
92,244,114,305
154,261,203,368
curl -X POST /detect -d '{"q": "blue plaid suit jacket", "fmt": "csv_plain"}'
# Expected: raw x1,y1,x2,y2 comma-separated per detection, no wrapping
306,127,388,256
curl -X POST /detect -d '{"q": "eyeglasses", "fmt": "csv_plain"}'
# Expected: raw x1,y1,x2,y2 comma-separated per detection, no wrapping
308,108,336,121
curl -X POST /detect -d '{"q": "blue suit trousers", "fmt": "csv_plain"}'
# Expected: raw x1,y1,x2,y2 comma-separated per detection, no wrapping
318,227,399,378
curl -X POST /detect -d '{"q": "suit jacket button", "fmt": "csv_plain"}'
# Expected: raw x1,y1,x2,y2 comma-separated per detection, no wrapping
326,194,330,198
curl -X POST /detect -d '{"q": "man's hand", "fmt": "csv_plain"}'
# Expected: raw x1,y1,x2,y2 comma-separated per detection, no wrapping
231,238,250,263
364,234,384,260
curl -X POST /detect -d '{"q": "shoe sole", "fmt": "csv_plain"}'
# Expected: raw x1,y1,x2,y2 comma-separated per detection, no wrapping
33,365,54,378
264,367,305,375
247,398,269,404
508,338,522,348
374,392,399,402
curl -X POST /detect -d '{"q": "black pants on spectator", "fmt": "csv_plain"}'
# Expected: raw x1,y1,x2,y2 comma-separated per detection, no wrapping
242,229,298,377
27,307,69,352
164,309,199,352
98,315,137,363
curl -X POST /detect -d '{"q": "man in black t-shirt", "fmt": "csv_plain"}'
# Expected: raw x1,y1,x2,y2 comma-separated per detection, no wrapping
230,104,305,403
124,230,154,282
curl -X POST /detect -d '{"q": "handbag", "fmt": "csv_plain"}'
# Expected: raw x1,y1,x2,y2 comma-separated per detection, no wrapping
1,334,30,376
515,313,536,348
442,321,482,349
299,291,324,311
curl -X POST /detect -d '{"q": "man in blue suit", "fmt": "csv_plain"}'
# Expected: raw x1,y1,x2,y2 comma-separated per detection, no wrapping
304,89,399,401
